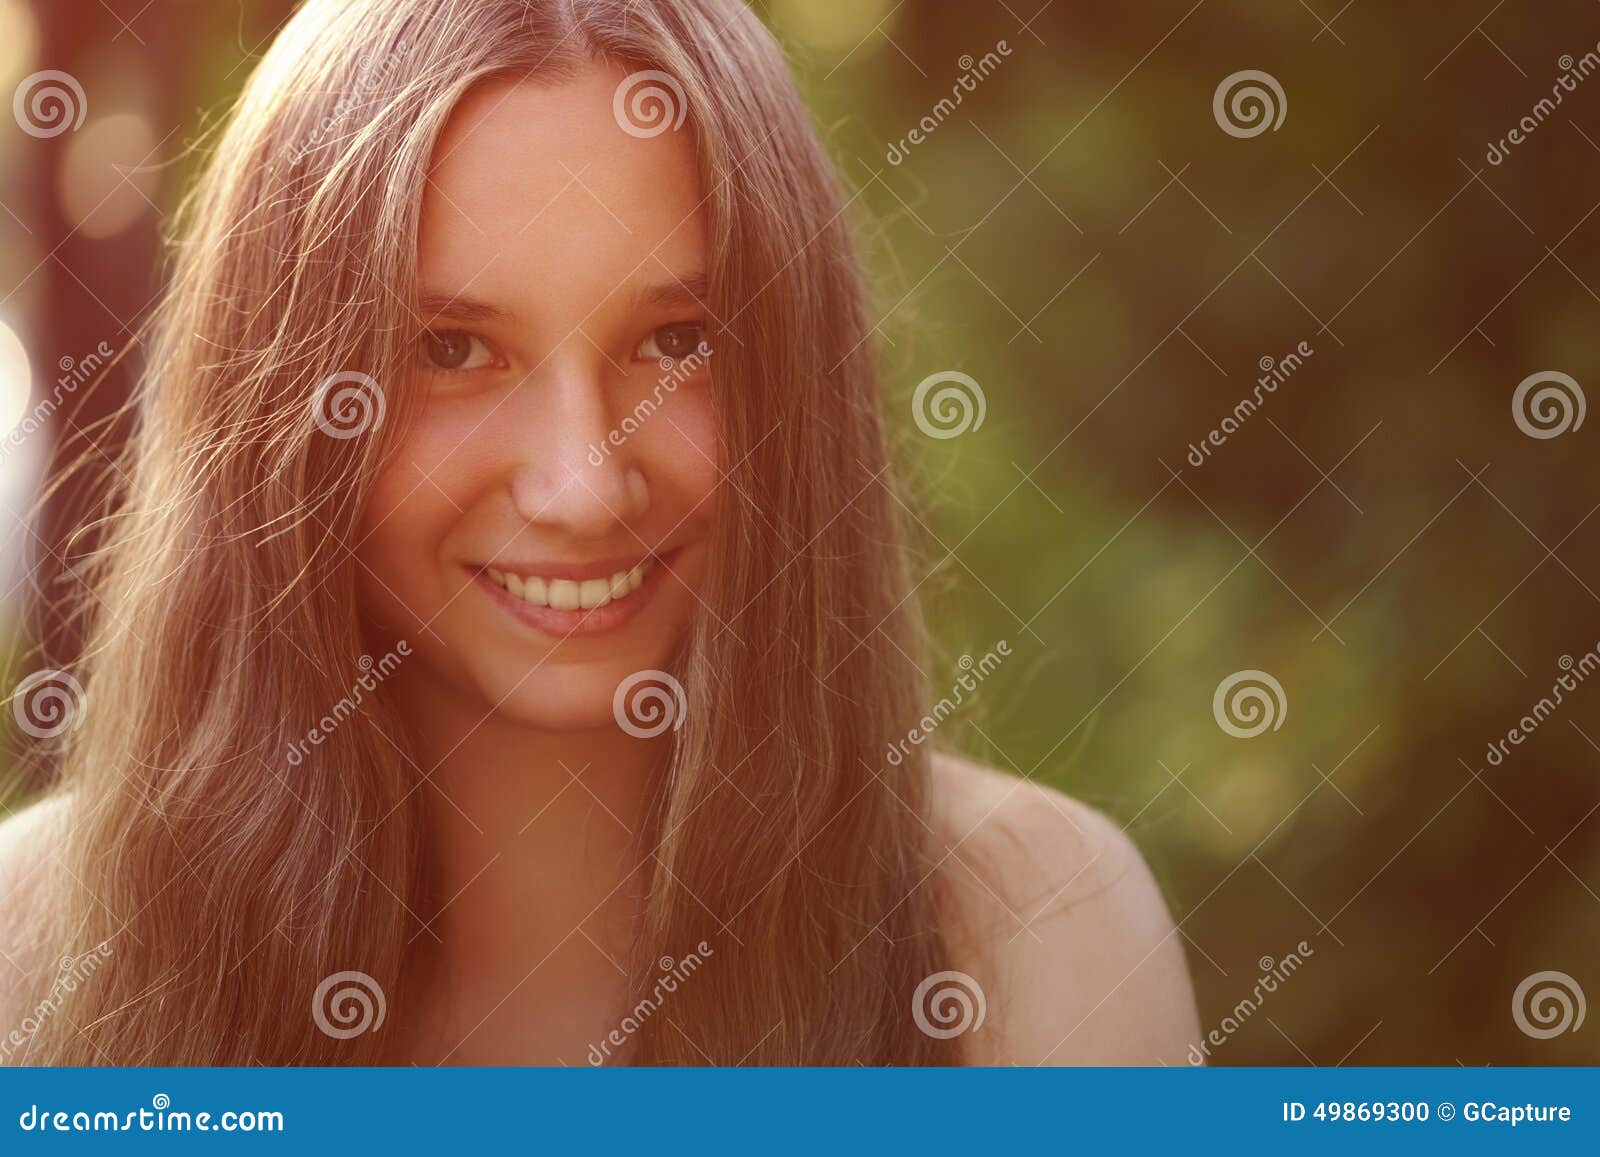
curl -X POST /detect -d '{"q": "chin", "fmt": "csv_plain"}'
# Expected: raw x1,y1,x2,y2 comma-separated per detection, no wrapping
464,631,691,733
474,672,632,732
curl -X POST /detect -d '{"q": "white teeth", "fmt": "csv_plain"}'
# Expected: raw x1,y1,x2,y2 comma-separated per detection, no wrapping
547,578,580,611
486,558,657,611
578,578,611,609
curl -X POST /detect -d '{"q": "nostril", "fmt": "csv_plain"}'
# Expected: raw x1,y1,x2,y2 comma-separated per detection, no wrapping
625,466,648,510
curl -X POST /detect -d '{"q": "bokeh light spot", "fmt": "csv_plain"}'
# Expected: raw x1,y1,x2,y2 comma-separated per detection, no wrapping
58,112,157,239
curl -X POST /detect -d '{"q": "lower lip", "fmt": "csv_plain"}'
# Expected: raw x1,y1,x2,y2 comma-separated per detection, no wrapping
472,552,677,639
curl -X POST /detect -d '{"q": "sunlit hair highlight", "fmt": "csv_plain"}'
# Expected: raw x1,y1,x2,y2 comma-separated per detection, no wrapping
28,0,962,1065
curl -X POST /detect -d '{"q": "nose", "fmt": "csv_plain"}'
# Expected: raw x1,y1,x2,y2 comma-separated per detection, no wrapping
508,363,649,540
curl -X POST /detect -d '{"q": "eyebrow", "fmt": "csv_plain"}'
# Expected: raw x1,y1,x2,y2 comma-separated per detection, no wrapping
414,271,710,328
629,270,710,312
416,290,509,325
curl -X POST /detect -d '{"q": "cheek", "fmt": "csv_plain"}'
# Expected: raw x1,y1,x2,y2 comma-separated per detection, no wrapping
362,404,495,532
639,386,719,508
357,417,488,602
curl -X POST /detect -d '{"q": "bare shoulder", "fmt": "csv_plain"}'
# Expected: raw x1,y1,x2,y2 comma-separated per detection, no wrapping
929,752,1200,1065
0,792,71,1038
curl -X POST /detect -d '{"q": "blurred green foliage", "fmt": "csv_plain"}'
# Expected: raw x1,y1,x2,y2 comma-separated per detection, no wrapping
776,0,1600,1065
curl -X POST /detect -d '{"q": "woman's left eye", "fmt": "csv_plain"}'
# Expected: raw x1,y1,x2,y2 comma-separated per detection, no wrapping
420,329,497,372
635,322,708,364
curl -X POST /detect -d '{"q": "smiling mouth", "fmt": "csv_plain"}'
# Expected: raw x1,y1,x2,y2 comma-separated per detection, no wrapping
478,552,669,612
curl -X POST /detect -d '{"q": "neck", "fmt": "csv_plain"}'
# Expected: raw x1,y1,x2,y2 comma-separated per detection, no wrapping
386,663,665,1061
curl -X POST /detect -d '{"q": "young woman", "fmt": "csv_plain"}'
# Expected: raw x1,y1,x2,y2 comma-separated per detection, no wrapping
0,0,1198,1065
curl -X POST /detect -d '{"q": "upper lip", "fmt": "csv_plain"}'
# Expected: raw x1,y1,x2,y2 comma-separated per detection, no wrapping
476,548,673,581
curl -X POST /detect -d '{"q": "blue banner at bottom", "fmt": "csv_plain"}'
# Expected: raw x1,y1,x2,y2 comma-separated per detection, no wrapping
1,1067,1594,1152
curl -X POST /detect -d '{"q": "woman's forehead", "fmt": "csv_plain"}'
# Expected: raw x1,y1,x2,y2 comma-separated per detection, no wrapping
416,66,708,323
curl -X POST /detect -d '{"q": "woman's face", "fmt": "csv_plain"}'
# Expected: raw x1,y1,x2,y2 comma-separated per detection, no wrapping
355,64,719,732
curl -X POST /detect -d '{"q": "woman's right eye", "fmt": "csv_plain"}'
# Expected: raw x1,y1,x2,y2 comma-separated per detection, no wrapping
420,329,498,372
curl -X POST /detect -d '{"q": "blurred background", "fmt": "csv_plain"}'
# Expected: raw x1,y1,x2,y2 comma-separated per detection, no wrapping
2,0,1597,1065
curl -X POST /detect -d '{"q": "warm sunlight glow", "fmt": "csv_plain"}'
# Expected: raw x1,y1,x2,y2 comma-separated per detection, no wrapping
0,0,39,92
0,317,31,434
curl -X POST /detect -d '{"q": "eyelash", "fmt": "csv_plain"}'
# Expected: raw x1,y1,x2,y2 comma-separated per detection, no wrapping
635,321,709,365
418,322,710,374
418,330,500,374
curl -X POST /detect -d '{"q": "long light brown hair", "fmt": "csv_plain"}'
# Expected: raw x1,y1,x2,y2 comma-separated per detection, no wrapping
26,0,962,1065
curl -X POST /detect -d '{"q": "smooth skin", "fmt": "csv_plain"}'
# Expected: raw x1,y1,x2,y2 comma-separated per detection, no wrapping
0,63,1199,1065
